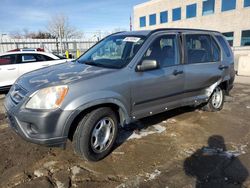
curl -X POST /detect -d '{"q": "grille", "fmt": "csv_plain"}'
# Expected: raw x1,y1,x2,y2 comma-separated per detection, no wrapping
10,84,28,104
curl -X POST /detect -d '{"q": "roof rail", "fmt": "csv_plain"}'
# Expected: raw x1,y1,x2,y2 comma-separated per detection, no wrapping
147,28,220,36
110,31,126,36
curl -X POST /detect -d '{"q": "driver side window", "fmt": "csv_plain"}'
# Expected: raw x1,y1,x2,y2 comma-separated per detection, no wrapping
143,34,179,67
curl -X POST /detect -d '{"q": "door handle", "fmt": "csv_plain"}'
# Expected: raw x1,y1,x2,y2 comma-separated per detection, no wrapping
218,65,229,70
7,68,16,70
42,64,49,67
173,70,183,76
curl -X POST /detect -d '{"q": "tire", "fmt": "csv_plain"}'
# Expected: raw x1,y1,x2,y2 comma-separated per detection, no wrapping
202,86,225,112
73,107,118,161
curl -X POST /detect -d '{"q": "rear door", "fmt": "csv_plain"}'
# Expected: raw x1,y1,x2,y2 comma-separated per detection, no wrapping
215,35,235,87
131,33,185,119
182,33,222,101
0,54,18,87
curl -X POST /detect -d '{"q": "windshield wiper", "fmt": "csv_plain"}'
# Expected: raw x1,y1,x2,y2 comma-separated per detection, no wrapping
81,60,121,69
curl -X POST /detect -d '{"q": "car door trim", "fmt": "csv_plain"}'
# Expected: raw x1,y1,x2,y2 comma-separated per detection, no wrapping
134,87,206,106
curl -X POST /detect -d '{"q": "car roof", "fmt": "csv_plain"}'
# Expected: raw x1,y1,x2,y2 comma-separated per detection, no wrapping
0,51,58,59
113,28,221,37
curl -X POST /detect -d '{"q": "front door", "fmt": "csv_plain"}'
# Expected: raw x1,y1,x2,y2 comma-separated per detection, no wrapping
131,33,184,119
0,54,18,87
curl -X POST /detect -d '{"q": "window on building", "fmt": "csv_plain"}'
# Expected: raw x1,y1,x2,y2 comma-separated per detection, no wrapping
241,30,250,46
185,34,213,64
244,0,250,7
160,11,168,24
221,0,236,12
186,4,197,18
202,0,215,15
149,14,156,25
222,32,234,46
172,7,181,21
140,16,146,27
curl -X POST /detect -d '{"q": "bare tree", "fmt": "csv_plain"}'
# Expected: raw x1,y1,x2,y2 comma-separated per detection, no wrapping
9,31,22,39
47,14,83,39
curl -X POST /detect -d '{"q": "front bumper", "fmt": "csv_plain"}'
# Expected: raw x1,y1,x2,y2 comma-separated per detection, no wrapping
4,93,72,147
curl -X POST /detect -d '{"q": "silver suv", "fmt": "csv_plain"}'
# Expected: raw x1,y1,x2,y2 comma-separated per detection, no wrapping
4,29,235,161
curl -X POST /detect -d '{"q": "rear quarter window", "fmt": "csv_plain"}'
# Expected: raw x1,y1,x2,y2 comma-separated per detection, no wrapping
215,35,232,57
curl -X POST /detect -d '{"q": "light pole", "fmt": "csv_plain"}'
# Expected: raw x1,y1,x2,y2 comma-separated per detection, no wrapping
0,33,7,53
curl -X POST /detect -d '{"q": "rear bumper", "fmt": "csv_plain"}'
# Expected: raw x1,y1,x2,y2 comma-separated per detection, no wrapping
4,94,72,147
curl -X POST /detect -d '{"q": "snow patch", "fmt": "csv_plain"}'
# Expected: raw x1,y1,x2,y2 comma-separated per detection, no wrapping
145,169,161,181
128,124,166,140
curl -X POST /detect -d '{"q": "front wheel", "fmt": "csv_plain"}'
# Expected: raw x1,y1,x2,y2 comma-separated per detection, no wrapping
203,86,225,112
73,107,118,161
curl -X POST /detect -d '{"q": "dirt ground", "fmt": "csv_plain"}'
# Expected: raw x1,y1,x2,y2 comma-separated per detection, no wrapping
0,84,250,188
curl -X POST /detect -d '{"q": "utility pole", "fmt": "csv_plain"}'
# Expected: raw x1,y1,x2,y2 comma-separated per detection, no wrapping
59,27,63,55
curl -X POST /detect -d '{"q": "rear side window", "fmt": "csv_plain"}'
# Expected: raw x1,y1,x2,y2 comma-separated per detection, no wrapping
43,55,54,61
215,35,231,57
35,54,54,61
20,54,55,63
53,54,67,59
21,54,36,63
185,34,213,64
0,55,16,65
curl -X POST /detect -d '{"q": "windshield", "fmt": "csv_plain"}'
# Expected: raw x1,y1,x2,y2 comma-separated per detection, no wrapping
77,35,145,68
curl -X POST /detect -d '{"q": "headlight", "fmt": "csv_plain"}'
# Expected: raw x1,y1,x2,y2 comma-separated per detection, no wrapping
25,85,68,110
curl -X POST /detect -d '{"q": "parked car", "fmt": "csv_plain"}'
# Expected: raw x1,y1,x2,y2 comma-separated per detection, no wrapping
4,29,235,161
8,48,45,52
0,51,71,91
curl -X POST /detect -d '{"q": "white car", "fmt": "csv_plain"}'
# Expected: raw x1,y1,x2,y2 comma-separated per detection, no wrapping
0,51,72,91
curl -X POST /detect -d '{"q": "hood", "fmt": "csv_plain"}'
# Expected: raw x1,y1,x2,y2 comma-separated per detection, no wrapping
16,62,117,92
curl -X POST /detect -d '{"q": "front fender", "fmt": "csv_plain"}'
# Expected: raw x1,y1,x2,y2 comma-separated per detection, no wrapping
61,91,131,137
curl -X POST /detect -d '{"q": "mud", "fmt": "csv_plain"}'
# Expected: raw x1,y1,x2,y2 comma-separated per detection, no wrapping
0,84,250,188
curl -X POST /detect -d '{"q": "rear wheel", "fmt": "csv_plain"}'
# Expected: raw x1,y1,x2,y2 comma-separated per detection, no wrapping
73,107,118,161
203,86,225,112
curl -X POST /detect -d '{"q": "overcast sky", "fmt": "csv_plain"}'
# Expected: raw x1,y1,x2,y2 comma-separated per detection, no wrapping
0,0,148,34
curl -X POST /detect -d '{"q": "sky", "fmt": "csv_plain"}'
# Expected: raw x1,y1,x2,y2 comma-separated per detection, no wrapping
0,0,148,35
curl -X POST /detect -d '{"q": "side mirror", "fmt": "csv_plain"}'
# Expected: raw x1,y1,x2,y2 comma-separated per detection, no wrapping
136,59,158,72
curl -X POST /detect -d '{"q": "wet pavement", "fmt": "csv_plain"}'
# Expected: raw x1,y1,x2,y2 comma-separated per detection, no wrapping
0,84,250,188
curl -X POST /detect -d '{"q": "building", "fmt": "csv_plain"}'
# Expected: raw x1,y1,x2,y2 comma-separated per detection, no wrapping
133,0,250,72
133,0,250,48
